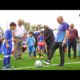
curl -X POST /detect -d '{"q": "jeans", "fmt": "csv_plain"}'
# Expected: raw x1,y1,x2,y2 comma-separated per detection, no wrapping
68,40,77,58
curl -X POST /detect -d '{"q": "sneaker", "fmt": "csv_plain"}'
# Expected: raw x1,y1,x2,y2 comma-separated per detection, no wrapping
57,64,64,67
43,60,50,64
2,67,11,70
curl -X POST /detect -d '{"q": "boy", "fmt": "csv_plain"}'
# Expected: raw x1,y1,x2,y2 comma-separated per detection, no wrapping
26,31,36,59
37,31,45,58
2,22,16,70
22,33,27,52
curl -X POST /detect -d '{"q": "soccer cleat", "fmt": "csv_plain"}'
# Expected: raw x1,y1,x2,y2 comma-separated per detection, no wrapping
2,67,11,70
57,64,64,67
43,60,50,65
2,67,7,70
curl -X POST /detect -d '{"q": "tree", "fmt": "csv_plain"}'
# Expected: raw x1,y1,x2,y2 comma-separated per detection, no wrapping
24,22,30,32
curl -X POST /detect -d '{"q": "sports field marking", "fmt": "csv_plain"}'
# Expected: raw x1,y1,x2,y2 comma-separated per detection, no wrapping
12,61,80,70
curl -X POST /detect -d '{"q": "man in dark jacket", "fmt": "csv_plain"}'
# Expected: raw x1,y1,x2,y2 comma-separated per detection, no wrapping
44,25,55,60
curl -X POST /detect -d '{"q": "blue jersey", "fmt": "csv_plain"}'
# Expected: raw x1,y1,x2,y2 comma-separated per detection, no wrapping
37,35,44,42
3,29,12,55
4,29,12,42
27,37,35,47
56,22,69,42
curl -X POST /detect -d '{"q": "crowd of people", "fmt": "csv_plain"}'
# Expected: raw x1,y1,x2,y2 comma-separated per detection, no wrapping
0,16,80,70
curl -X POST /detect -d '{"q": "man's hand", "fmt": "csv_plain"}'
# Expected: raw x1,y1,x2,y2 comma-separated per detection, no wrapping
0,38,2,43
62,39,66,47
13,38,16,42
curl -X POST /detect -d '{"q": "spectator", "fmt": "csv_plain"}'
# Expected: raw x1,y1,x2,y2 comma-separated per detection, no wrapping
68,24,78,59
43,25,55,62
37,31,45,58
26,31,36,59
14,19,26,60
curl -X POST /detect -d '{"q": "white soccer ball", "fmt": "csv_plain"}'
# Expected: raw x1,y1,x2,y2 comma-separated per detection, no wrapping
35,60,42,68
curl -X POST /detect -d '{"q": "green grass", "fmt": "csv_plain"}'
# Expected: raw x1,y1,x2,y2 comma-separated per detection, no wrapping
0,49,80,70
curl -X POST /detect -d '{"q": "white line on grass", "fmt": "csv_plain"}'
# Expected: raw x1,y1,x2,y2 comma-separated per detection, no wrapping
12,61,80,70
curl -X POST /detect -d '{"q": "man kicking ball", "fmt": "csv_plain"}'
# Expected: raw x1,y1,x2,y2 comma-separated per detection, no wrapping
43,16,69,67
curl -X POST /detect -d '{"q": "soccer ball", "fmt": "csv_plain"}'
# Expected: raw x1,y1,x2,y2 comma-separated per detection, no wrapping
35,60,42,68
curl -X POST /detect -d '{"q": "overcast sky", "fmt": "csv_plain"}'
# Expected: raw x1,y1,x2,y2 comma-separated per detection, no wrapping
0,10,80,36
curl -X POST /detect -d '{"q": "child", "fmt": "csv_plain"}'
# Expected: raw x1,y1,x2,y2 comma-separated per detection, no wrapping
37,31,45,58
22,33,27,52
78,37,80,57
26,31,36,59
2,22,16,70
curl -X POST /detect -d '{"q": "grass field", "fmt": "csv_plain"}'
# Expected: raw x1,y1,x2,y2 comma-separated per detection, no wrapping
0,49,80,70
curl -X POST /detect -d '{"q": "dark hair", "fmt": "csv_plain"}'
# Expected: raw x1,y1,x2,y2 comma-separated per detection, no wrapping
29,31,33,34
10,22,16,27
40,31,43,34
44,25,48,29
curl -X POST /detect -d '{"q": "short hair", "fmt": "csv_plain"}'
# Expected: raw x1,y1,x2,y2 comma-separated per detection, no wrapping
10,22,16,27
29,31,33,34
40,30,43,34
44,25,48,29
57,16,63,20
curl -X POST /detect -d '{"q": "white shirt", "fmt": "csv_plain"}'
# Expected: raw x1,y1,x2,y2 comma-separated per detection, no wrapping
15,25,26,38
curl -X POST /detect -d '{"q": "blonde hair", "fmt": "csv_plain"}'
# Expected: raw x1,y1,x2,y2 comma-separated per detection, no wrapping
57,16,63,20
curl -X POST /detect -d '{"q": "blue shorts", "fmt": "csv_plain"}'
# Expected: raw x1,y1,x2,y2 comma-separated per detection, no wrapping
3,41,12,56
38,46,45,50
28,46,35,53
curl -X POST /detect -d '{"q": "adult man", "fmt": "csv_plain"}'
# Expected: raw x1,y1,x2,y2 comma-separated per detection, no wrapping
43,25,55,61
67,24,78,59
43,16,69,67
14,19,26,60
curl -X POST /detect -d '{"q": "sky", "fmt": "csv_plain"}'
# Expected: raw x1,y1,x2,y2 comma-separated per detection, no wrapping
0,10,80,36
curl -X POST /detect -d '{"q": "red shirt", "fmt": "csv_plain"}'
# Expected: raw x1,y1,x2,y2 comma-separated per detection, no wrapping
68,29,78,40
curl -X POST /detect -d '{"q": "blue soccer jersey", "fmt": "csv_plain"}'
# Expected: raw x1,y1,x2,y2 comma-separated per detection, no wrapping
3,29,12,55
3,29,13,68
37,35,44,42
55,22,69,42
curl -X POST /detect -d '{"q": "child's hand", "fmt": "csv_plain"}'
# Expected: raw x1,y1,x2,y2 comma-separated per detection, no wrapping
13,38,16,42
6,44,10,48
